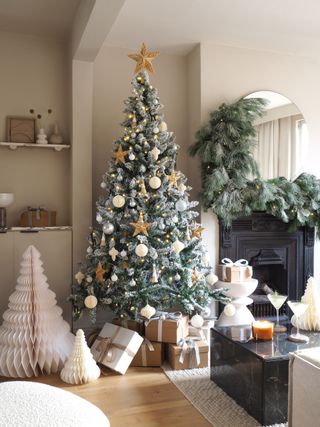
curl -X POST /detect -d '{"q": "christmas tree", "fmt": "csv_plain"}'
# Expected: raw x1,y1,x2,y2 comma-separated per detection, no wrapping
71,43,227,322
60,329,100,384
0,245,74,378
292,277,320,331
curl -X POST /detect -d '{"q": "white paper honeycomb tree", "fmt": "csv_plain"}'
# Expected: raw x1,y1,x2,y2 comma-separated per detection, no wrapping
60,329,100,384
292,277,320,331
0,245,74,377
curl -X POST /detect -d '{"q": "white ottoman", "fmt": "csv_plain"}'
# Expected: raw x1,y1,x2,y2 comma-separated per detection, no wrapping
0,381,110,427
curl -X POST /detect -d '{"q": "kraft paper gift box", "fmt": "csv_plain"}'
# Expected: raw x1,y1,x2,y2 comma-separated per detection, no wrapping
218,259,252,283
168,338,209,370
188,319,215,343
145,314,189,344
131,340,163,367
112,318,145,335
91,322,144,375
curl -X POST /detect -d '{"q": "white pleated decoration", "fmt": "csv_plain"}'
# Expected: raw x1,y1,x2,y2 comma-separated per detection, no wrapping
60,329,100,385
0,245,74,378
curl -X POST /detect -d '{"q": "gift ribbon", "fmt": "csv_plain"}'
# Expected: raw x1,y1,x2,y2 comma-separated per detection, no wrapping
177,338,201,368
221,258,248,266
95,326,136,364
140,338,155,367
144,311,183,342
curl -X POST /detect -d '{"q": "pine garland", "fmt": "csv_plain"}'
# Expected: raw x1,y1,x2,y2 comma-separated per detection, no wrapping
190,98,320,236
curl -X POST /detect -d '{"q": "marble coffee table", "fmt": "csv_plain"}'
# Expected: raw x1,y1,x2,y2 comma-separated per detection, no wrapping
210,324,320,425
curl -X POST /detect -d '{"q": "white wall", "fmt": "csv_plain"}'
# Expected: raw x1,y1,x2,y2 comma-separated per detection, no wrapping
0,31,70,226
191,43,320,280
92,46,188,221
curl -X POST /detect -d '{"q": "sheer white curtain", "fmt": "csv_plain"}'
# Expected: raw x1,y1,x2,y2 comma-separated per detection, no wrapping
253,115,302,180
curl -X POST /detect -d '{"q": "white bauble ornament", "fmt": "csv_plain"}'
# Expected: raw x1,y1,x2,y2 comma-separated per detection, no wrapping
112,195,125,208
175,273,181,281
140,303,156,320
191,314,204,328
153,127,160,134
84,295,98,309
159,121,168,132
178,183,186,193
129,153,135,161
206,273,218,286
135,243,148,257
102,222,114,234
224,303,236,317
172,215,178,223
149,176,161,189
172,239,185,254
86,246,93,254
120,250,127,258
129,279,136,286
100,182,107,189
176,200,187,212
96,213,103,224
201,306,211,318
86,276,93,283
202,254,210,267
111,274,118,282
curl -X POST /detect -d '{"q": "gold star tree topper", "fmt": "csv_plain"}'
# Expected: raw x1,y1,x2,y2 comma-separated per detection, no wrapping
130,212,151,236
128,43,160,74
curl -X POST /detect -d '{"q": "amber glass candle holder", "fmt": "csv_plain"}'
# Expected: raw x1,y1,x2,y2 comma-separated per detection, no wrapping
252,320,274,341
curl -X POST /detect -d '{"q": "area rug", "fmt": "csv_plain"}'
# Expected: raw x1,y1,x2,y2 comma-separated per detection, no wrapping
163,365,287,427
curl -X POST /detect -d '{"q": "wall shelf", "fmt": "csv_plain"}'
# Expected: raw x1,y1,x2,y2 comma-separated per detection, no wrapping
0,142,70,152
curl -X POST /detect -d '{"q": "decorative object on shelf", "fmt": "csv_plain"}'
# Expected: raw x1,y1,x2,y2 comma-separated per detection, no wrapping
0,193,14,231
218,258,253,283
60,329,100,385
6,116,36,143
29,108,52,136
36,128,48,145
190,98,320,236
90,322,144,375
69,44,229,323
20,206,56,228
0,245,74,377
131,339,163,367
252,320,274,341
267,292,288,333
190,314,204,328
145,312,189,344
168,338,209,370
291,277,320,331
49,124,63,145
288,300,310,343
215,279,258,327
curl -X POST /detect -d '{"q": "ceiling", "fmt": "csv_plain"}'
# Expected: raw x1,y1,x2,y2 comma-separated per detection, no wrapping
0,0,80,40
105,0,320,57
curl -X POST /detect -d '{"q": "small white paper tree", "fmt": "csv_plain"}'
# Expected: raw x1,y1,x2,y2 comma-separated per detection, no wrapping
60,329,100,384
292,277,320,331
0,245,74,378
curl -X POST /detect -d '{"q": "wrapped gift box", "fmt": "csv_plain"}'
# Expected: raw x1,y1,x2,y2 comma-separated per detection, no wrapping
131,340,163,367
218,264,252,283
145,314,189,344
91,322,143,375
189,319,215,343
112,318,144,335
168,339,209,370
20,207,56,227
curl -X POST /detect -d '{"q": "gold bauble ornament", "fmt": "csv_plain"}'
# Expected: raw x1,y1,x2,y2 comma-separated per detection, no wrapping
84,295,98,309
149,176,161,189
135,243,149,257
112,195,125,208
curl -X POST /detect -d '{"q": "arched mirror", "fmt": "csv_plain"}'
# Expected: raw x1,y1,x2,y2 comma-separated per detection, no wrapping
244,91,308,180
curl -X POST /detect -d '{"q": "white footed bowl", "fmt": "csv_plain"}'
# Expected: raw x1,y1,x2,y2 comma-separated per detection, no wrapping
215,279,258,299
0,193,14,208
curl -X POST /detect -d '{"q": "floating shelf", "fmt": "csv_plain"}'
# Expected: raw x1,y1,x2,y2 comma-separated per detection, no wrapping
0,142,70,152
9,226,72,232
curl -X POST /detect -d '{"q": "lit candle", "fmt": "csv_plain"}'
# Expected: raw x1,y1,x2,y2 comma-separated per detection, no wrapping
252,320,274,341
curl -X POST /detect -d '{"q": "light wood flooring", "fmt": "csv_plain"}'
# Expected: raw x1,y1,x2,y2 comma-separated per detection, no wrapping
1,367,211,427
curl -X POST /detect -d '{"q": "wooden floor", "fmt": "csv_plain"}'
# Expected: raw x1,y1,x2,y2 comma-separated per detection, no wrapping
1,368,211,427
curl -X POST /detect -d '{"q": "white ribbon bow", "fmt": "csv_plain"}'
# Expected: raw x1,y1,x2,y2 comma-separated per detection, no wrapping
178,338,200,368
221,258,248,266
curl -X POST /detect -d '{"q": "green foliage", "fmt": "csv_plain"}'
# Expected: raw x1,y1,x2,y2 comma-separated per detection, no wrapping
190,98,320,236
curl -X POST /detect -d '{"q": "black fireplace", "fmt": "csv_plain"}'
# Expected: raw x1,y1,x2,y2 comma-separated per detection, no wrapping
219,212,314,318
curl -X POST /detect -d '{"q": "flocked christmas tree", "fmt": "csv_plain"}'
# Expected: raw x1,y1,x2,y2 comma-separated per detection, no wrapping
70,44,226,322
0,245,74,378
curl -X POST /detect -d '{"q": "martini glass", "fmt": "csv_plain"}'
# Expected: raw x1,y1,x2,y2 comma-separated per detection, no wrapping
267,292,288,333
287,300,309,343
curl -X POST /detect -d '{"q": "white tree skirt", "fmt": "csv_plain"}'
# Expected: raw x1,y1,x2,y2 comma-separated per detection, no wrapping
0,381,109,427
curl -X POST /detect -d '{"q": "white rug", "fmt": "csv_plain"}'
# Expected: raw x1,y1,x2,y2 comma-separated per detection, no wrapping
163,365,287,427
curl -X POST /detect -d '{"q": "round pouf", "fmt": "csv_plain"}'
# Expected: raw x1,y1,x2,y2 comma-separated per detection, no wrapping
0,381,110,427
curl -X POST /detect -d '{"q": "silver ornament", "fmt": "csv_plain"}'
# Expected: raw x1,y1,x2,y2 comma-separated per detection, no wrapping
153,127,160,134
120,250,127,258
129,199,136,207
96,213,103,223
129,279,136,286
176,199,187,212
111,273,118,282
175,273,181,281
103,222,114,235
129,153,135,161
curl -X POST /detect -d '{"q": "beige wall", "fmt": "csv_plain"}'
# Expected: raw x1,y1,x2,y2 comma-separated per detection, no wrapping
92,46,188,221
0,31,70,226
189,43,320,281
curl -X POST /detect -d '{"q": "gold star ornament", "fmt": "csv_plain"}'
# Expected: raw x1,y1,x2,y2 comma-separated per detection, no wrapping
130,212,151,236
192,269,203,284
128,43,160,74
192,226,205,239
96,262,106,283
167,171,180,187
115,146,128,164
